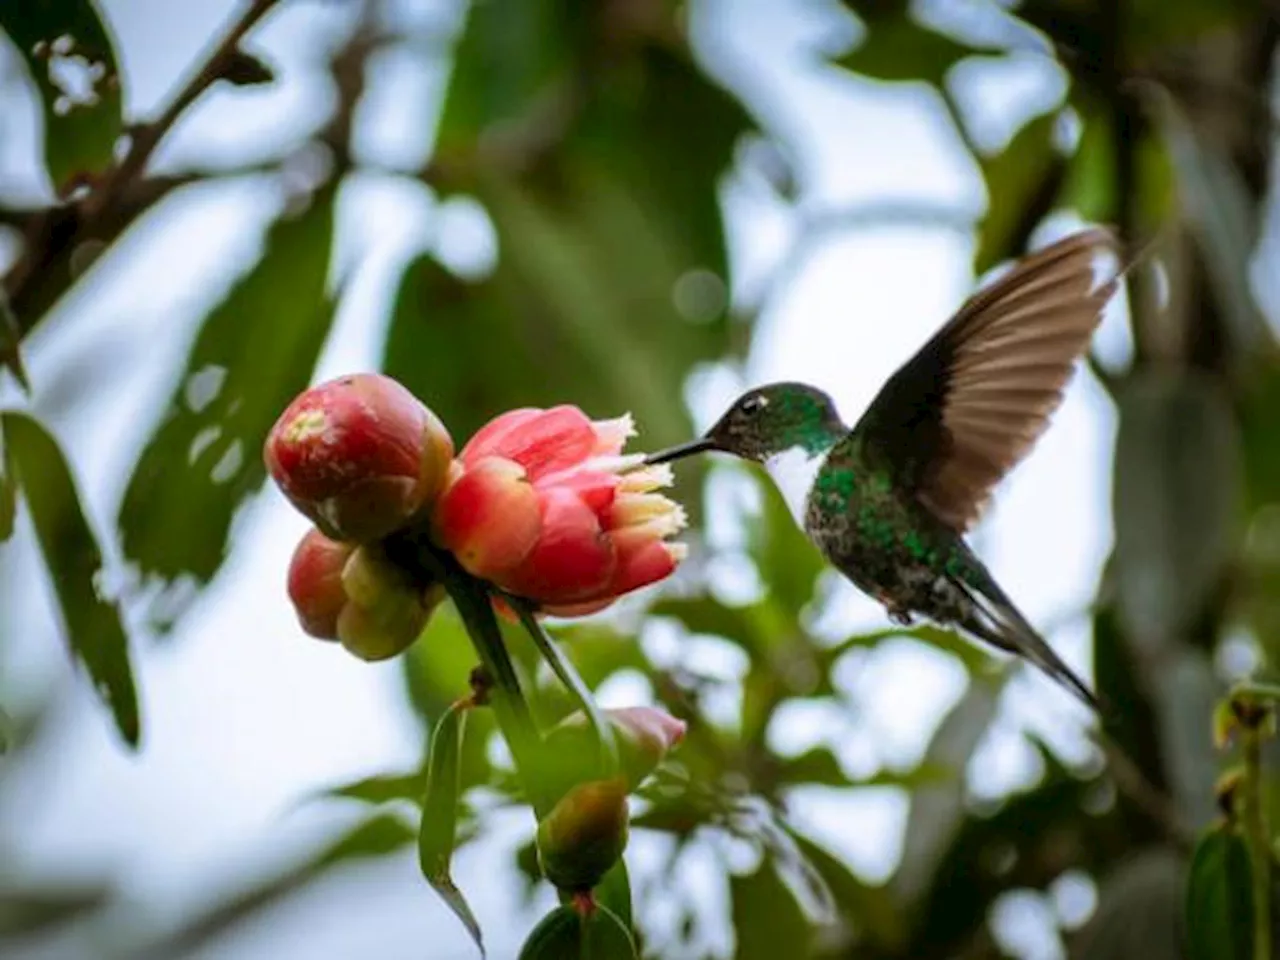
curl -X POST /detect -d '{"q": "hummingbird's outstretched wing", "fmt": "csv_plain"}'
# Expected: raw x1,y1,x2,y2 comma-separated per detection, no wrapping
853,228,1121,531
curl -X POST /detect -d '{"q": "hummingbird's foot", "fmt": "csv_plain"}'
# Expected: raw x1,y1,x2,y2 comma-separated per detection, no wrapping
876,592,914,626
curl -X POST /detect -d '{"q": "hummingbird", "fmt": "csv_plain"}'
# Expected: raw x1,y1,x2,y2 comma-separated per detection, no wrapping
645,228,1122,712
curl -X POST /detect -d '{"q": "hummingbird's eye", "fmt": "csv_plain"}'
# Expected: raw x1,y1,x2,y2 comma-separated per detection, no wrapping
740,395,768,417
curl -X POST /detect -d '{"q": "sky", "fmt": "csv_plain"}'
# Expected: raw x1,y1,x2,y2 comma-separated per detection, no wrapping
0,1,1122,958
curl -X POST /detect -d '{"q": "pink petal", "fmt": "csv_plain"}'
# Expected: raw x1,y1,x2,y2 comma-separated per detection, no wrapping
459,408,543,466
432,457,541,579
500,487,616,604
536,468,619,515
465,406,597,481
607,538,686,597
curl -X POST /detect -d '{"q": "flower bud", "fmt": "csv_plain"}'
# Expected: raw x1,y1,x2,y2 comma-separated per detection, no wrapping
265,373,453,543
287,528,356,639
545,706,687,792
536,777,629,892
336,545,438,661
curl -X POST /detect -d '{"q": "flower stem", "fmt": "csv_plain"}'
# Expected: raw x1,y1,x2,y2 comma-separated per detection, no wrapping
385,530,551,816
1244,719,1272,960
505,595,620,778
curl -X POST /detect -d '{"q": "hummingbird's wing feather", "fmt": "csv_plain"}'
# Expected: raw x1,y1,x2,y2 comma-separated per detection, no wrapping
854,228,1121,531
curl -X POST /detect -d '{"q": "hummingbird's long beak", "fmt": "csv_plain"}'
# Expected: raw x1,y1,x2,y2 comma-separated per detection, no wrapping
643,436,718,466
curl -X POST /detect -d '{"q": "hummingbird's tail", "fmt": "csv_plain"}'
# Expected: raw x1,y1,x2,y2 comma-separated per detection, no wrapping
951,570,1106,715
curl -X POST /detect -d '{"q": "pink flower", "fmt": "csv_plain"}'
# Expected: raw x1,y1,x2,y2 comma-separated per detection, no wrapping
431,406,686,614
265,374,454,543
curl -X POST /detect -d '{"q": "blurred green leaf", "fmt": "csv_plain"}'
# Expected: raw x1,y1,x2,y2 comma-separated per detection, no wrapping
730,857,812,960
1184,827,1251,960
834,6,997,87
518,903,637,960
0,1,124,193
892,675,1004,905
388,43,751,454
2,411,139,747
1151,89,1270,361
744,471,824,616
822,623,997,676
651,597,759,649
0,421,14,542
1112,371,1240,652
787,830,906,951
311,771,423,808
912,745,1115,956
118,185,337,618
0,881,112,940
592,860,633,934
974,110,1067,274
132,812,416,960
1069,847,1186,959
420,700,483,956
0,297,29,394
433,0,577,156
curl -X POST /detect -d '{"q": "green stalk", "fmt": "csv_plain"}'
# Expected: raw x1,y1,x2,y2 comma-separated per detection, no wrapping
1244,722,1272,960
386,532,551,816
506,594,620,778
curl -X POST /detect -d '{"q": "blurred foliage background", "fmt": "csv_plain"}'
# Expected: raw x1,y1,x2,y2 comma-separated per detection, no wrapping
1,0,1279,957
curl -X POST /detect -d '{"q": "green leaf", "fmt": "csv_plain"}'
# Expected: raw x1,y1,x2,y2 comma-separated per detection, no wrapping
892,675,1004,904
1185,827,1252,960
118,185,337,619
388,45,752,457
973,110,1068,273
1150,89,1271,361
0,1,124,193
744,470,824,616
0,295,30,393
592,860,633,934
729,857,812,960
128,812,415,960
1112,371,1240,653
0,421,15,543
0,881,113,940
786,831,906,951
822,623,997,676
433,0,576,156
311,771,424,808
650,597,760,650
518,903,637,960
2,411,139,747
1069,847,1187,960
833,8,997,87
419,700,484,956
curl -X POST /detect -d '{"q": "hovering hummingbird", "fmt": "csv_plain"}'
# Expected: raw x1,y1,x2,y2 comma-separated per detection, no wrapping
646,229,1122,712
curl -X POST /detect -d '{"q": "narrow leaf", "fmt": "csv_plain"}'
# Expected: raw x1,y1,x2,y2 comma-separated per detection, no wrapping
0,296,30,393
0,0,125,193
2,411,139,747
311,771,423,808
419,699,484,956
118,185,337,621
1185,826,1253,960
0,420,15,542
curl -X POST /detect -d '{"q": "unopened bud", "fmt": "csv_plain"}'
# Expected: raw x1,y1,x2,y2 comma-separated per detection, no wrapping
535,777,629,892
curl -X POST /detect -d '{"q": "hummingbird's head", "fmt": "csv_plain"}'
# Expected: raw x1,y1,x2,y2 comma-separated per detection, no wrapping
646,382,844,466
